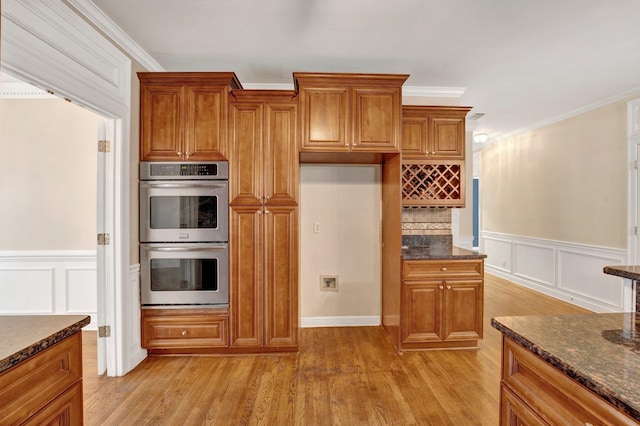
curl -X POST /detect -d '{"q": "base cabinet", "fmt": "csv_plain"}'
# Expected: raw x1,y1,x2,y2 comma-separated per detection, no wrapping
500,336,639,425
141,308,229,353
401,259,483,350
0,332,84,425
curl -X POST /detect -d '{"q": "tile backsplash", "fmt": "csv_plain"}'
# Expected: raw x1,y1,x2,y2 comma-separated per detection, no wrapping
402,208,452,235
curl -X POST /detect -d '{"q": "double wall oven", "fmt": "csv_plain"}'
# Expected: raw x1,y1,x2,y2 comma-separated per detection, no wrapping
139,162,229,307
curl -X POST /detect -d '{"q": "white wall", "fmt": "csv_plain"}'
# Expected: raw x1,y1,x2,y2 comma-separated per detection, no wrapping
0,97,99,327
300,165,381,326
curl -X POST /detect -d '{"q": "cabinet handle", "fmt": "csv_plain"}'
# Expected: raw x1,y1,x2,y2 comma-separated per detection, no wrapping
439,285,444,290
257,210,263,215
441,267,447,271
447,285,451,290
185,151,191,159
177,151,183,156
265,209,270,214
181,330,187,336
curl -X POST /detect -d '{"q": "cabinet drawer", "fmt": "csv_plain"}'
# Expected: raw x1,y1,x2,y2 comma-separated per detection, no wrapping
143,313,229,349
0,332,82,425
24,381,83,426
403,259,483,280
502,336,637,425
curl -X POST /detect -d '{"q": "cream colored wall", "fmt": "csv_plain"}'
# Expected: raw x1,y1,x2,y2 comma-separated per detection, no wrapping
300,165,381,319
0,98,98,250
480,99,628,248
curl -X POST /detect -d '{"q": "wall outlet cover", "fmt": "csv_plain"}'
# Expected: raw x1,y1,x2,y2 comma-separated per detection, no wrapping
320,275,339,292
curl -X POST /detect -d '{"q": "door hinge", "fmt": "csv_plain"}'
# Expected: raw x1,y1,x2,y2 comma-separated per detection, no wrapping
97,233,110,245
98,140,111,153
98,325,111,338
635,226,638,236
634,160,638,170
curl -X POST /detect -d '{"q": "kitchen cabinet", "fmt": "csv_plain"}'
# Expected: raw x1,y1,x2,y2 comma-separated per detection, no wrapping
138,72,242,161
401,259,483,350
141,308,229,353
0,332,84,425
402,106,472,160
228,90,299,351
294,73,408,157
500,336,638,425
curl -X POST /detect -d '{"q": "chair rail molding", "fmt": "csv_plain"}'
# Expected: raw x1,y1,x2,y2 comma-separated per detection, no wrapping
481,231,629,312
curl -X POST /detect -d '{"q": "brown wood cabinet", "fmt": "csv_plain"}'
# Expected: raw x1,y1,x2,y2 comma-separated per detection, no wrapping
401,259,483,350
228,90,299,351
500,336,639,425
0,332,84,425
138,72,242,161
294,73,408,156
402,106,472,160
141,308,229,353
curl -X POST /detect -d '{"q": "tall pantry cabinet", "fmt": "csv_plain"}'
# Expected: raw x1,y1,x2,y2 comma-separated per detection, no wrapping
228,90,299,350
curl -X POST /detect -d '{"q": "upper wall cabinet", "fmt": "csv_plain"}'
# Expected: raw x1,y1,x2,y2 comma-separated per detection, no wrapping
294,73,408,156
138,72,242,161
402,106,472,160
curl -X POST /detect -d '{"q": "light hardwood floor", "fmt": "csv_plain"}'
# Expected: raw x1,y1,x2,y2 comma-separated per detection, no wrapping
82,274,590,425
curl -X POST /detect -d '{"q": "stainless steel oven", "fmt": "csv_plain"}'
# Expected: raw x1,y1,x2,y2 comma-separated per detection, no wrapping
140,243,228,306
139,161,229,307
139,162,228,243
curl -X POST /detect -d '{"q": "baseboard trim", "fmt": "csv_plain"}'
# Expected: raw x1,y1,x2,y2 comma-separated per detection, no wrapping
301,316,380,328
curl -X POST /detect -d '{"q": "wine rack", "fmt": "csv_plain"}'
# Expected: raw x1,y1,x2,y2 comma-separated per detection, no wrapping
402,161,465,207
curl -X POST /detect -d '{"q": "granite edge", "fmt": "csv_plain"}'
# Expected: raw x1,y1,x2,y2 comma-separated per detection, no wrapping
0,316,91,374
490,317,640,421
603,266,640,281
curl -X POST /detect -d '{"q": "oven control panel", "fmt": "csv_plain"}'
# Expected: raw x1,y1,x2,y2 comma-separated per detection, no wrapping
140,161,229,180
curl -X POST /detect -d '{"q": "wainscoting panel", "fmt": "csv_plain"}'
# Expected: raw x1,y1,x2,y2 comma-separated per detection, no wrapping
0,251,97,328
481,232,628,312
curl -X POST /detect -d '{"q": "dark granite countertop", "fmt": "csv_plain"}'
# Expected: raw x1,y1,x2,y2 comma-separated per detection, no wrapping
492,313,640,421
604,265,640,281
0,315,90,374
402,245,487,260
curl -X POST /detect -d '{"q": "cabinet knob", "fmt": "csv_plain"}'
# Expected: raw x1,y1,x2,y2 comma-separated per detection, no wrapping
185,151,191,159
345,143,349,148
257,210,263,215
447,285,451,290
441,267,447,271
439,285,444,290
181,330,187,336
265,209,270,214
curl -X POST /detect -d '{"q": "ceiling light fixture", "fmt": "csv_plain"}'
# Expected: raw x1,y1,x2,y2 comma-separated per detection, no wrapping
473,133,488,144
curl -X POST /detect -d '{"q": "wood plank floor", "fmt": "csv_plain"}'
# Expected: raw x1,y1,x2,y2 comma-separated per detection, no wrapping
82,274,591,425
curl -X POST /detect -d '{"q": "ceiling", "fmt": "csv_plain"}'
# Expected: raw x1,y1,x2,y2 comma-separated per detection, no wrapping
12,1,640,142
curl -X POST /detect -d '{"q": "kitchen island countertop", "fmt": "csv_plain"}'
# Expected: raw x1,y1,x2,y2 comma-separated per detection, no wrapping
604,265,640,281
492,313,640,421
402,244,486,260
0,315,91,374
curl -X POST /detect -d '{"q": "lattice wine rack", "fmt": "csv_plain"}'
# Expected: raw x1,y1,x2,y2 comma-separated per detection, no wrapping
402,161,465,207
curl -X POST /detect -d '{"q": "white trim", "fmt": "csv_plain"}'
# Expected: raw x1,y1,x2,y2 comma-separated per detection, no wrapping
64,0,165,72
301,316,380,328
481,231,630,312
628,98,640,267
403,85,466,98
124,264,146,372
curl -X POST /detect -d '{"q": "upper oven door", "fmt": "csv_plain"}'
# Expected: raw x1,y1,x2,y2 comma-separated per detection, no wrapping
140,180,228,243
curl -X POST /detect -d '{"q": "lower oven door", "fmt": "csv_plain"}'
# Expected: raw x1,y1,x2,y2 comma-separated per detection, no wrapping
140,243,229,307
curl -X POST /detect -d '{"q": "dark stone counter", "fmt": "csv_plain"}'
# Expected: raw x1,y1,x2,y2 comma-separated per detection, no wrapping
401,235,486,260
0,315,91,374
492,313,640,421
604,265,640,281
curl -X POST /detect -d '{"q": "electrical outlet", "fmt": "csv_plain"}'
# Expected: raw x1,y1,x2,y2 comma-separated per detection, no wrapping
320,275,338,292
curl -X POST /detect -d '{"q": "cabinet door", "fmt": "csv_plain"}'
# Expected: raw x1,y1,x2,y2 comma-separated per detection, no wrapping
140,84,185,161
264,102,298,205
230,206,263,347
185,85,228,161
443,280,483,341
401,115,428,157
430,115,465,159
229,102,264,205
24,382,84,426
352,87,401,152
401,281,444,343
263,206,298,347
299,87,350,152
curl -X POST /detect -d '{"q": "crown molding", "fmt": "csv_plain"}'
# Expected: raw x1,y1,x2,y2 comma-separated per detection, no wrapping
403,86,466,98
0,81,57,98
66,0,165,72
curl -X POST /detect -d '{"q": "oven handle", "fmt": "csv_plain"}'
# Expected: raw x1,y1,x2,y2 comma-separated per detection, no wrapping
150,246,228,252
143,182,226,189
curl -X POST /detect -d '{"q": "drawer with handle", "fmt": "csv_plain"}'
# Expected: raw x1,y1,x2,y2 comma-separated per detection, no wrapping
403,259,483,280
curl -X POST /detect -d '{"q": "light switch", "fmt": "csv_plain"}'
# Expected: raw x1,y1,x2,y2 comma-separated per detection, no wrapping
314,222,320,233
